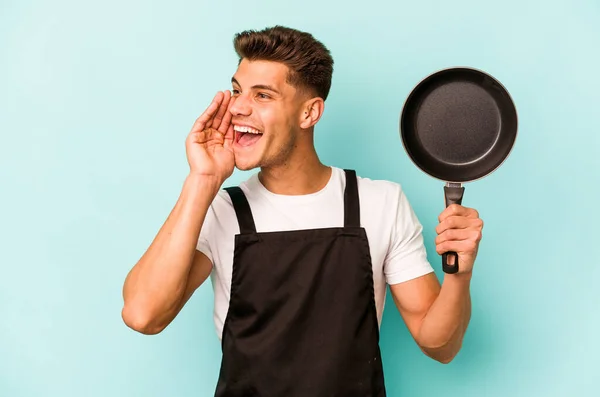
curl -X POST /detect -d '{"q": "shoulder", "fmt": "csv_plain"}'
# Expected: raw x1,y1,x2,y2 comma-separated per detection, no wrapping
207,172,266,221
351,170,406,204
209,188,234,213
210,173,259,209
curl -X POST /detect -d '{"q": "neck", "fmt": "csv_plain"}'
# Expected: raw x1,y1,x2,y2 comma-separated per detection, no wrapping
258,137,331,195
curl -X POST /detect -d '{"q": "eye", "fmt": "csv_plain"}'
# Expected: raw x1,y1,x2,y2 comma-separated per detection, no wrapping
232,89,240,95
257,92,271,99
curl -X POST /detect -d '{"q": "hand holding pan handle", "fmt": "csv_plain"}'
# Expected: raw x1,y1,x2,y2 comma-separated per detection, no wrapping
399,67,518,275
442,182,465,274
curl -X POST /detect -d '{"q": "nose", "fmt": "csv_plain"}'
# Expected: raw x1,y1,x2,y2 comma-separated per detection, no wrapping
230,92,252,116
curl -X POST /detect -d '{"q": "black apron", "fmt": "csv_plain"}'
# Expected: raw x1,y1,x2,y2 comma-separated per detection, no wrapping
214,169,386,397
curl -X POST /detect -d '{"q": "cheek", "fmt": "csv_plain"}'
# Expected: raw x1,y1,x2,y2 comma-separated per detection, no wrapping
256,103,299,152
259,101,298,131
259,106,284,130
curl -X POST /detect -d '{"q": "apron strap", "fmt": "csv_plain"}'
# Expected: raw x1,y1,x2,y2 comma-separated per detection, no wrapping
343,169,360,228
224,186,257,234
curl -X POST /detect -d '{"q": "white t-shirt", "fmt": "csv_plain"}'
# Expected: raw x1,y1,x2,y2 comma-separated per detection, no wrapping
196,166,434,339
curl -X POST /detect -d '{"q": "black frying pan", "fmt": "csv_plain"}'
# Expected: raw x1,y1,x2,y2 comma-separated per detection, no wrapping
400,67,517,274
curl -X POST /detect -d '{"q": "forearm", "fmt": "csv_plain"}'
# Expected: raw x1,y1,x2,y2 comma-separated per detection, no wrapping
417,272,472,363
122,173,221,332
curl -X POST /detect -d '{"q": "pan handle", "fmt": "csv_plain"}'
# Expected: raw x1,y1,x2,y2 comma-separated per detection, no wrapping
443,183,465,274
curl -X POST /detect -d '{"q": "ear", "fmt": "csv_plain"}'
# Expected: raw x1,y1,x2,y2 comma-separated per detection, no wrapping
299,97,325,129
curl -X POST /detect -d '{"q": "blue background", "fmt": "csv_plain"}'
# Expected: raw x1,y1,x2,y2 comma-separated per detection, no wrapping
1,0,598,395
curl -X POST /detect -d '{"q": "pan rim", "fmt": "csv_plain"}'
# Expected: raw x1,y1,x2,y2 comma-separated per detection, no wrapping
399,65,519,184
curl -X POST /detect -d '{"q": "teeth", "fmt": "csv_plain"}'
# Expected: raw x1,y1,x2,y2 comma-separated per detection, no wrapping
234,125,262,134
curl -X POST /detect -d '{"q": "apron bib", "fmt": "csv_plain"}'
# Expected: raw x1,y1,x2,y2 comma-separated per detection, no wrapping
214,169,386,397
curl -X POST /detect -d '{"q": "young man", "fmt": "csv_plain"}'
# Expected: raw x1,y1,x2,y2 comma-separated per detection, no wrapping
122,26,483,396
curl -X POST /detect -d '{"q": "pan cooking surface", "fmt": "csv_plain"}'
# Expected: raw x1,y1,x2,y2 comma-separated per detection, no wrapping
416,81,501,165
401,68,518,182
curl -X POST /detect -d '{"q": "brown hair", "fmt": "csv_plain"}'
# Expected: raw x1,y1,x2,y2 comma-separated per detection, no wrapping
233,26,334,100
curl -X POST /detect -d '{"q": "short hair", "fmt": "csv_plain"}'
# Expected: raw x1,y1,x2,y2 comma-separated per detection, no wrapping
233,25,334,100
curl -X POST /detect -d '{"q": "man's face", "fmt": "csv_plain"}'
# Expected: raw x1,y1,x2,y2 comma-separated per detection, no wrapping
229,58,305,170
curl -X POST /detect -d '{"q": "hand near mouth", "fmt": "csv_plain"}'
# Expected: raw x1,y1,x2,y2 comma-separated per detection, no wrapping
186,91,236,183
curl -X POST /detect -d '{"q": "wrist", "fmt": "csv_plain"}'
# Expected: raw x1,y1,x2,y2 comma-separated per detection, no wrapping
443,270,473,286
185,173,223,196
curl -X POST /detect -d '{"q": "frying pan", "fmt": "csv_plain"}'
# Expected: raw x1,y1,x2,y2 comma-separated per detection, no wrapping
400,67,517,274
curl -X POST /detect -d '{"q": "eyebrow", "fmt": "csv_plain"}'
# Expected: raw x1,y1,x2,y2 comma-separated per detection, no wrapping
231,77,281,95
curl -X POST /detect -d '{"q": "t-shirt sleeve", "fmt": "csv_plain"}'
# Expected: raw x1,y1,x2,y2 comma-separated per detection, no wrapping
196,203,216,264
384,186,434,285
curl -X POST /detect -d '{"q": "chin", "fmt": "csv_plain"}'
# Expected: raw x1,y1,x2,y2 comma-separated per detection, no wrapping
234,163,259,171
234,157,261,171
233,144,266,171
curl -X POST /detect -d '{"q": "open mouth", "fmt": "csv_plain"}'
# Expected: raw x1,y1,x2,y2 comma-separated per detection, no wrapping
234,125,263,147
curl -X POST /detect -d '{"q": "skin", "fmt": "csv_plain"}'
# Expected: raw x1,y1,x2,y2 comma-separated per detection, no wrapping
121,58,484,365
